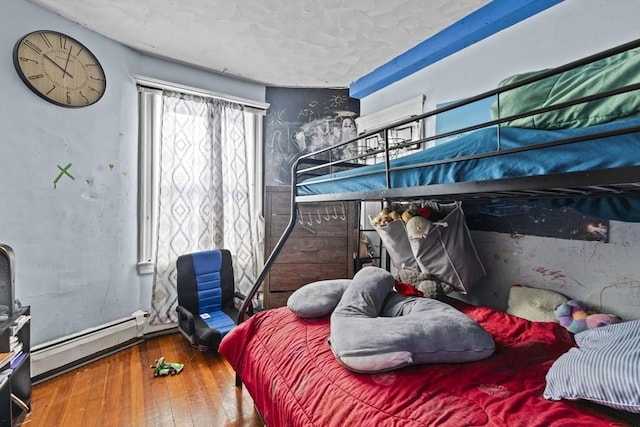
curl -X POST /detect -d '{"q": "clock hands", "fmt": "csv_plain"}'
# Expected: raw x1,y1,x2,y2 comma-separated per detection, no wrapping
42,53,74,79
61,47,72,78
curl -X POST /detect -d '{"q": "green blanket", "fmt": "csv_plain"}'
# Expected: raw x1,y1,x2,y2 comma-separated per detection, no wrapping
491,47,640,129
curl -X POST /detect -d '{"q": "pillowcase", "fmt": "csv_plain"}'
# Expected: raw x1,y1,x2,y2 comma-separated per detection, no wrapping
287,279,351,318
506,285,568,322
491,47,640,129
544,319,640,413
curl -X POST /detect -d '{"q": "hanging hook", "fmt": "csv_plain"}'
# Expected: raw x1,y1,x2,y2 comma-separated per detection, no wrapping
323,207,331,221
332,206,339,220
339,202,346,221
316,210,323,224
307,211,314,226
297,208,304,225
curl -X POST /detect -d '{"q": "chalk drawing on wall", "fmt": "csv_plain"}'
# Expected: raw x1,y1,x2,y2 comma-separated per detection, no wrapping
264,87,360,186
53,163,75,188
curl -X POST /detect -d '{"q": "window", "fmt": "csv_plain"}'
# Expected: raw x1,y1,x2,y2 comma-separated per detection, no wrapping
135,76,268,275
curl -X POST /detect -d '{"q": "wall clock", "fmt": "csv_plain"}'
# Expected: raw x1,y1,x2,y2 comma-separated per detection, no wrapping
13,30,106,108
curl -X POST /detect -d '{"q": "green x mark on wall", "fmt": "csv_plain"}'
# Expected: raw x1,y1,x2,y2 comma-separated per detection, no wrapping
54,163,75,188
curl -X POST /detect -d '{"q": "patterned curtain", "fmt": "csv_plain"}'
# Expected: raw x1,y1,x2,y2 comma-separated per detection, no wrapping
150,92,257,324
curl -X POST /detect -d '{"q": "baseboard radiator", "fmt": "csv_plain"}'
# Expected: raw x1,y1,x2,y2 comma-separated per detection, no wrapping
31,310,168,384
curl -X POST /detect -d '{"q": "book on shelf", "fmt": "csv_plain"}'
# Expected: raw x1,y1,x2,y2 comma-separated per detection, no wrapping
9,352,26,370
9,337,20,350
10,314,30,335
10,340,22,355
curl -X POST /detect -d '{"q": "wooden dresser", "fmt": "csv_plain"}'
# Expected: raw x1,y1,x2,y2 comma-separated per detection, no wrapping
263,186,355,309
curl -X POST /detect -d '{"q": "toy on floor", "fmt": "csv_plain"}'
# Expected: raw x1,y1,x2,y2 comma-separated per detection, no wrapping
554,299,621,333
151,357,184,376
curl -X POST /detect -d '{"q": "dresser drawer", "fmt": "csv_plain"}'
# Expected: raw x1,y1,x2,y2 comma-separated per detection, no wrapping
264,291,293,310
269,192,328,215
271,237,348,264
263,186,355,309
270,214,348,238
268,263,349,291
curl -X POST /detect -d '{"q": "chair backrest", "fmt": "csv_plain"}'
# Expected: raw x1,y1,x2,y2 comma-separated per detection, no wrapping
176,249,235,315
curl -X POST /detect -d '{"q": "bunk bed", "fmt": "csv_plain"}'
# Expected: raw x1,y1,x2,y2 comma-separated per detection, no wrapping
220,39,640,426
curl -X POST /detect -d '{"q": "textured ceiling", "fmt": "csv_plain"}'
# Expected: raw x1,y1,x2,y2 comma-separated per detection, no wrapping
29,0,490,87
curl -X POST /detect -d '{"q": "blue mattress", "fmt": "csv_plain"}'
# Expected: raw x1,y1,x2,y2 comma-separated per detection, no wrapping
298,118,640,221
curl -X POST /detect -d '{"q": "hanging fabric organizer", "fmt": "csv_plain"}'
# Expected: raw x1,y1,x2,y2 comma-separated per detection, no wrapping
372,202,485,294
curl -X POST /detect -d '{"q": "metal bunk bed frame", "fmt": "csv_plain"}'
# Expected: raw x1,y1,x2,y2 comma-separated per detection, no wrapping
238,38,640,323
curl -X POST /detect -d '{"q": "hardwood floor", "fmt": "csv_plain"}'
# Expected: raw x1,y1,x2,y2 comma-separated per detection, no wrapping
21,332,264,427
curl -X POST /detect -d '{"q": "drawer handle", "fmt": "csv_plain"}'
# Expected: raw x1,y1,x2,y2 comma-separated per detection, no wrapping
300,248,319,253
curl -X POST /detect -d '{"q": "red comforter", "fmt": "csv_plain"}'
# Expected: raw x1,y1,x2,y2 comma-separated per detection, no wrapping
219,300,631,426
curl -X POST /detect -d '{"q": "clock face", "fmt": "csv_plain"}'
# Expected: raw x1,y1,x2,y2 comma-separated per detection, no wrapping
13,30,106,108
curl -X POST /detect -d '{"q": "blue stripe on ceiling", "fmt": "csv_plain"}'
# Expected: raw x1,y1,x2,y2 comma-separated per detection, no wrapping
349,0,564,99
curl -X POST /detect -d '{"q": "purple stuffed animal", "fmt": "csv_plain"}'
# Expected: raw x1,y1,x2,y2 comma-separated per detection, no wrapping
554,299,621,333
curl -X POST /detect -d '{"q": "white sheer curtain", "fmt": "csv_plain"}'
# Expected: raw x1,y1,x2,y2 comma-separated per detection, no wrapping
150,92,257,324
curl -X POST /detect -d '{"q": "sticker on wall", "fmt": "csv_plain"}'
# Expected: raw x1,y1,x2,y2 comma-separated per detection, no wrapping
53,163,75,188
464,199,609,242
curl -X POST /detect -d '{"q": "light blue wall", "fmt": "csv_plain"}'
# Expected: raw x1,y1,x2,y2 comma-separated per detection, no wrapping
0,0,266,345
357,0,640,320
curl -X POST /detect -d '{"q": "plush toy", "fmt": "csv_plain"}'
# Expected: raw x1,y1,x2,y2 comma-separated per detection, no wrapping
554,299,621,333
405,216,431,238
395,267,454,298
371,207,404,226
586,313,622,329
405,215,449,239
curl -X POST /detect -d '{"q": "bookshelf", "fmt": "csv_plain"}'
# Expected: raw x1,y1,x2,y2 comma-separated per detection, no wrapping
0,307,30,427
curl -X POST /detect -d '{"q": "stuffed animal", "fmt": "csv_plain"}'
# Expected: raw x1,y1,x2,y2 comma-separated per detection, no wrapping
405,215,449,238
554,299,621,333
371,207,404,226
405,216,431,238
395,267,454,298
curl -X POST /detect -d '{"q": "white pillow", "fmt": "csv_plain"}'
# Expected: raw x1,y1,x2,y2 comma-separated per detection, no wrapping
544,319,640,413
507,285,568,322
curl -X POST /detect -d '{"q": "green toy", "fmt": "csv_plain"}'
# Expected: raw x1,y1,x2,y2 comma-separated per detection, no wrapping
151,357,184,377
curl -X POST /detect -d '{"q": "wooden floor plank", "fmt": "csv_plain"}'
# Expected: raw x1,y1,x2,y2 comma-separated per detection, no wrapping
80,360,110,427
23,332,264,427
128,344,147,427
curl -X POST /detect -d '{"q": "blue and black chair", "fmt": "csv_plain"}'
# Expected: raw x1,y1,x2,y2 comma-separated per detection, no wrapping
176,249,249,351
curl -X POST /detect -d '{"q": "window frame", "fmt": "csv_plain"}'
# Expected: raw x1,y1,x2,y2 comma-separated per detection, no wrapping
135,76,268,275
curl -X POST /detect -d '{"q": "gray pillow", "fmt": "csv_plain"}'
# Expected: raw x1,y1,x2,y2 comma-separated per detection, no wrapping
287,279,352,318
330,266,495,373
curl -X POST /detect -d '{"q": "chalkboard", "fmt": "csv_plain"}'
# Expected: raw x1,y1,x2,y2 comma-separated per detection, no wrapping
264,87,360,186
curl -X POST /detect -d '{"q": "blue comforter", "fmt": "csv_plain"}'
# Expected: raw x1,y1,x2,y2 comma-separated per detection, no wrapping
298,118,640,221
